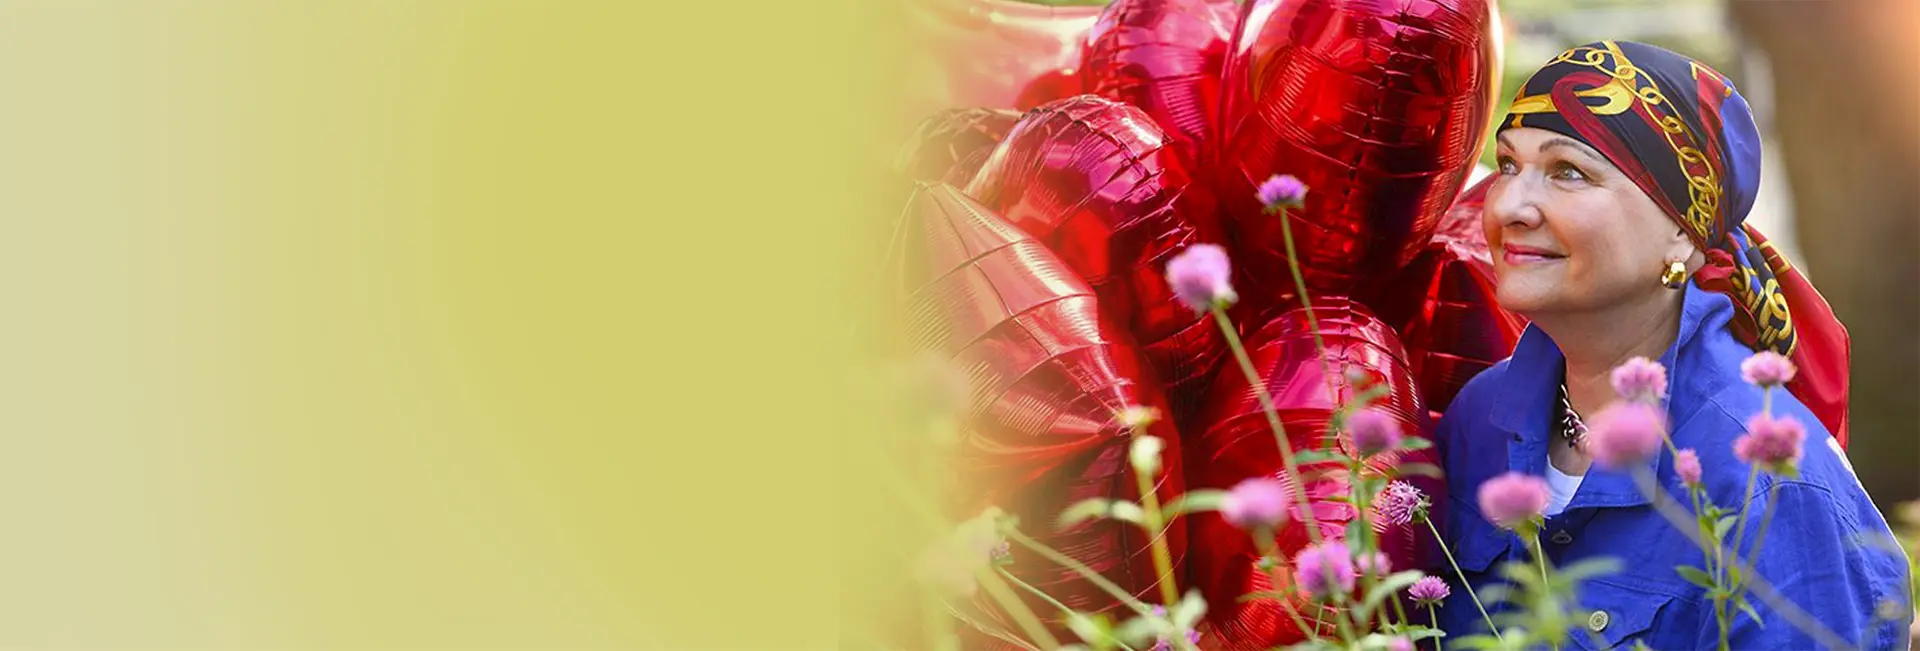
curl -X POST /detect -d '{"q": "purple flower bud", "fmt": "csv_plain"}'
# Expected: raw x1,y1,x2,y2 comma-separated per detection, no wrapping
1610,356,1668,403
1735,413,1806,476
1347,408,1403,456
1408,575,1450,606
1221,477,1291,530
1165,244,1236,311
1375,480,1429,526
1740,351,1797,388
1585,402,1666,470
1675,448,1703,487
1476,472,1549,531
1256,174,1308,210
1292,541,1357,601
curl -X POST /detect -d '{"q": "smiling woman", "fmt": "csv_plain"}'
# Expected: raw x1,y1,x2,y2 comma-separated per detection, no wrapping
1486,128,1700,321
1434,40,1910,649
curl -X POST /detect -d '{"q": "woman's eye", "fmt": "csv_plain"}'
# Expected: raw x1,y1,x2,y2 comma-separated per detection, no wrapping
1496,156,1518,175
1550,162,1589,182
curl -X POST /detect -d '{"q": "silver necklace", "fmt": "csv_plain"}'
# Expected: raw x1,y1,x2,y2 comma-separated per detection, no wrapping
1557,382,1588,449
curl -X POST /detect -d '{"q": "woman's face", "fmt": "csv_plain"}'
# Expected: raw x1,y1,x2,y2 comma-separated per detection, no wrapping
1484,127,1697,317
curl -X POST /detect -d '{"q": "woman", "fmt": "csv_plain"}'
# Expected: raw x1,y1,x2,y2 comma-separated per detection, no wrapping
1435,41,1910,649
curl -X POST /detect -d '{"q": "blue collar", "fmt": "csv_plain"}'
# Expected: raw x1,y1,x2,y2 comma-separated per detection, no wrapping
1489,283,1720,510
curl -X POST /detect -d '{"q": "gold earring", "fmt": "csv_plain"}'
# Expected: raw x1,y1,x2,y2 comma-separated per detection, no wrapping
1660,260,1686,288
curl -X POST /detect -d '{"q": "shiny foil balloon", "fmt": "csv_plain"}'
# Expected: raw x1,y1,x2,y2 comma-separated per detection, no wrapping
892,183,1188,634
1213,0,1500,307
895,107,1024,185
1185,299,1437,649
1433,172,1495,254
965,95,1226,421
904,0,1102,111
1364,174,1524,416
1080,0,1232,173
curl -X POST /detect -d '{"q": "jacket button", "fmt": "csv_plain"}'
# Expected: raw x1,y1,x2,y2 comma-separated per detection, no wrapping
1588,610,1610,632
1551,530,1574,545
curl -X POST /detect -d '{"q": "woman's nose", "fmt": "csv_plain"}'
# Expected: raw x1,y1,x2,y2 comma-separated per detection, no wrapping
1487,176,1544,229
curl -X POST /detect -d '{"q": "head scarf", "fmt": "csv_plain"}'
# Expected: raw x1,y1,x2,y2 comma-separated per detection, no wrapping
1498,40,1851,448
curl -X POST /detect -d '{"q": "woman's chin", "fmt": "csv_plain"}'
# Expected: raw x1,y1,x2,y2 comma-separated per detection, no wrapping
1493,282,1559,316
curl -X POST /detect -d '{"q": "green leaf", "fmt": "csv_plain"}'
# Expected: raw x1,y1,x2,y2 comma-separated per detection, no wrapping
1064,612,1115,646
1294,449,1344,465
1057,498,1142,528
1059,499,1116,528
1449,634,1508,651
1735,595,1766,629
1477,584,1515,606
1171,589,1208,629
1713,514,1738,542
1111,613,1162,647
1396,462,1444,479
1398,437,1434,451
1675,565,1717,590
1347,519,1369,546
1357,570,1428,621
1237,590,1288,604
1163,489,1227,516
1403,627,1446,641
1556,557,1624,584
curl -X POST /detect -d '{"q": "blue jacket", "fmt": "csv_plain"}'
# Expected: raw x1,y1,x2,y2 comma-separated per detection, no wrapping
1434,282,1912,649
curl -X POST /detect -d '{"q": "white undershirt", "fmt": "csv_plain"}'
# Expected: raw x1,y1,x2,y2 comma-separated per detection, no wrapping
1545,464,1585,517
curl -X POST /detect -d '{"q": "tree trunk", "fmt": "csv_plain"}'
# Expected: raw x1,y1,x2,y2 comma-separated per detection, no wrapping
1729,0,1920,511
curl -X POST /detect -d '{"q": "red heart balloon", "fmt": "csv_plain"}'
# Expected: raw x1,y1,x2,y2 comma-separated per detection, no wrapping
1434,171,1496,251
896,107,1024,185
892,183,1189,630
1213,0,1500,308
1363,174,1525,416
965,95,1227,421
1184,298,1437,649
1080,0,1233,173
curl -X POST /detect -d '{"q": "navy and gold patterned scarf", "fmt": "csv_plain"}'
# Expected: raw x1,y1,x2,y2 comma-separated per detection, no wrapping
1498,40,1851,446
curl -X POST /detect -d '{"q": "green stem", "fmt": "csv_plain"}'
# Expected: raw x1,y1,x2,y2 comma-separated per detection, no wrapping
1716,596,1732,651
1728,464,1761,580
1275,205,1336,390
1263,531,1323,641
1389,592,1411,630
1629,468,1859,651
975,569,1062,649
874,464,1070,649
1127,424,1182,609
1210,306,1325,546
1744,482,1783,572
997,568,1139,651
1004,528,1156,619
1528,532,1559,651
1422,516,1502,641
1426,604,1443,651
1329,587,1359,643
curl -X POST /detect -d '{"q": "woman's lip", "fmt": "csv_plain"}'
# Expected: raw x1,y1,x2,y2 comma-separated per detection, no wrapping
1502,249,1565,266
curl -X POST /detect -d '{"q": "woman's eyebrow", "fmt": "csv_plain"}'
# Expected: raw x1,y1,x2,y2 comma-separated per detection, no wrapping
1539,136,1602,163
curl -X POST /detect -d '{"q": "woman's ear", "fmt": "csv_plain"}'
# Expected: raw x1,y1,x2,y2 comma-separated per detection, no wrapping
1672,228,1707,272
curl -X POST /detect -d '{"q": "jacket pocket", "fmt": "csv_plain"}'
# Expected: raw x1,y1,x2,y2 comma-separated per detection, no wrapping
1565,578,1679,651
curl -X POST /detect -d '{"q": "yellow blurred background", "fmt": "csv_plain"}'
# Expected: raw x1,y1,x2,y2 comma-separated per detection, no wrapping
0,1,901,647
